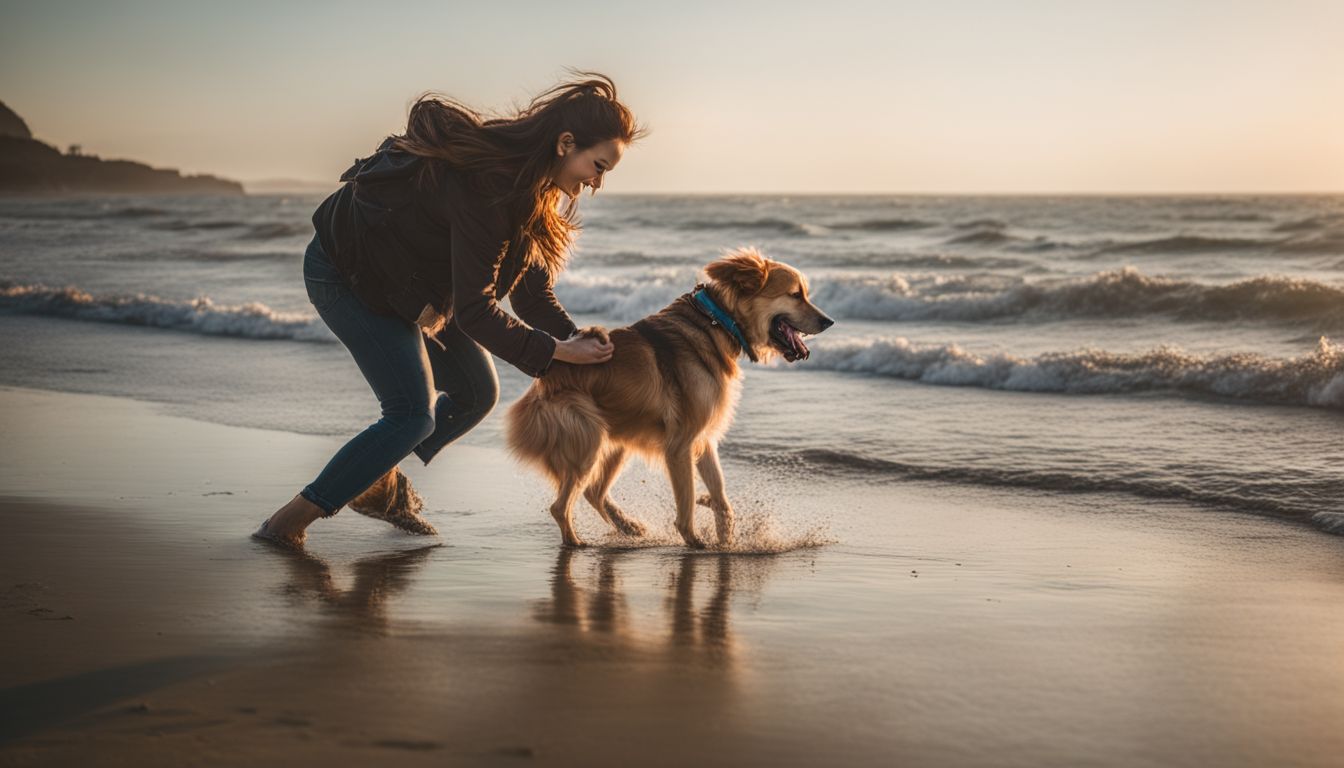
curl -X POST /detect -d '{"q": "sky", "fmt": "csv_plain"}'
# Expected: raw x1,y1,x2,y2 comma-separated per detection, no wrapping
1,0,1341,193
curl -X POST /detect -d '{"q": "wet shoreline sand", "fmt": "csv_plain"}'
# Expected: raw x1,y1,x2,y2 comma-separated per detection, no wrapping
2,385,1343,766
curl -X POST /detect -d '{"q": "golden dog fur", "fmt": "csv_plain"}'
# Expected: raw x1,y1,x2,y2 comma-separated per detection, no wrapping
505,247,833,548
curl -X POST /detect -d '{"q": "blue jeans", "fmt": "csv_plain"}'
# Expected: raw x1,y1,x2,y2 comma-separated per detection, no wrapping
299,235,499,516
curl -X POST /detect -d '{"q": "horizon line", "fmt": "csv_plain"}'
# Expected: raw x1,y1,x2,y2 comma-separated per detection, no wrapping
240,183,1344,198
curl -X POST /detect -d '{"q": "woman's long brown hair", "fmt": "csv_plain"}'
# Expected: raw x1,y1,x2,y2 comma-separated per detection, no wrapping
393,73,645,275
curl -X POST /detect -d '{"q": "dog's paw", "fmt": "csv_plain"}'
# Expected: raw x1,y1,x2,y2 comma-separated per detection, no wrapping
613,516,646,537
696,494,729,513
677,526,707,550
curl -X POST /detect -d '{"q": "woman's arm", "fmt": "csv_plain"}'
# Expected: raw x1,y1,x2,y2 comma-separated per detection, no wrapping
448,208,559,377
509,263,578,341
510,263,613,364
451,243,612,368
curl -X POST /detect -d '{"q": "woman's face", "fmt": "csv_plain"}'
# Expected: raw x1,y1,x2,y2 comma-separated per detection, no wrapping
552,134,625,197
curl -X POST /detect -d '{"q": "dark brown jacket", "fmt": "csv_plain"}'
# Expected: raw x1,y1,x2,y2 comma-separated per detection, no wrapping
311,141,576,377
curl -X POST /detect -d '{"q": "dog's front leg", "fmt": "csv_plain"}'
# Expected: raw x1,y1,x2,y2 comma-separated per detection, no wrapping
694,441,735,547
665,444,706,549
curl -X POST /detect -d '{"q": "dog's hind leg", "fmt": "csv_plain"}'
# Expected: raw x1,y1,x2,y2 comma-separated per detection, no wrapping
581,447,623,526
665,442,706,549
525,392,606,548
694,440,735,546
583,446,646,537
550,473,586,547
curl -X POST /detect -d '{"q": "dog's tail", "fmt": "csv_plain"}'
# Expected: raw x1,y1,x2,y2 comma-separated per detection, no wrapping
505,387,608,486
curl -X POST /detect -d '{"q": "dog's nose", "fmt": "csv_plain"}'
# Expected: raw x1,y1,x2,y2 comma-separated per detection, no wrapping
818,315,835,331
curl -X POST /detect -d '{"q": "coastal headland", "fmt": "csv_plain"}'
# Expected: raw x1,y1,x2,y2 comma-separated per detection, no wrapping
0,101,242,196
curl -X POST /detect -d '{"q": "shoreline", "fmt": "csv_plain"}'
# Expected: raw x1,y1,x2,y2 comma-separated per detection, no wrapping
3,385,1344,766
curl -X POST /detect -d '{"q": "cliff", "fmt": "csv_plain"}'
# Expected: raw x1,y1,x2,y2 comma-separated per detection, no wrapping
0,101,32,140
0,101,244,196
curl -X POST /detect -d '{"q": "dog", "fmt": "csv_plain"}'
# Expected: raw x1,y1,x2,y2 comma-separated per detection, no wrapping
505,247,834,548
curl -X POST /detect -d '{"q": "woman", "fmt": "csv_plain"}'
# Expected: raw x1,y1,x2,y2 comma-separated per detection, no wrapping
255,74,643,548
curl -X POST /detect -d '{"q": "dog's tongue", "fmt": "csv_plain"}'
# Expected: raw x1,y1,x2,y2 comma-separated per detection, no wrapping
779,321,810,361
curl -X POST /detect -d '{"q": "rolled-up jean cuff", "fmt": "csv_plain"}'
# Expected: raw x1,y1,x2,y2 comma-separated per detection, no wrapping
299,486,340,517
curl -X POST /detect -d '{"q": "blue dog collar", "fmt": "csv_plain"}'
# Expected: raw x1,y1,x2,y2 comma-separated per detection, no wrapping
691,285,757,362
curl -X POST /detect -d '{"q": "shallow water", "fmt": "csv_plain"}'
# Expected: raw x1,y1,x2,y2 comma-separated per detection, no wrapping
1,193,1342,535
4,386,1344,766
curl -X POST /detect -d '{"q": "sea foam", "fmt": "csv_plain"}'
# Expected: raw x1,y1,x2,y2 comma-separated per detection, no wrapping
0,281,333,342
800,336,1344,409
557,267,1344,328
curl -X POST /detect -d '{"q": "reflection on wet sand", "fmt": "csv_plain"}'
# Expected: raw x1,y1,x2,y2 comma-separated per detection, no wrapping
536,548,776,664
668,553,733,651
276,545,439,634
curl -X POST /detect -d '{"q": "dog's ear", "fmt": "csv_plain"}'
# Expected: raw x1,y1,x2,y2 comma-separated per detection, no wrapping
705,248,772,296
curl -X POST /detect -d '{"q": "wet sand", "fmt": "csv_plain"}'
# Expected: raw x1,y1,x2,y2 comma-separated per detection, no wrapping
2,385,1344,767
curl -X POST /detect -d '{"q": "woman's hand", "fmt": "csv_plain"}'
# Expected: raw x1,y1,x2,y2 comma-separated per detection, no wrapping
553,329,614,365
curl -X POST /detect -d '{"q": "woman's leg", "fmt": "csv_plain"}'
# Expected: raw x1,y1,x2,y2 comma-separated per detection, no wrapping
412,320,500,465
262,237,436,541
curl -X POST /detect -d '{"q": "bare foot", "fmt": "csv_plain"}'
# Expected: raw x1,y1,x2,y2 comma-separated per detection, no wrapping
252,519,306,550
254,494,326,549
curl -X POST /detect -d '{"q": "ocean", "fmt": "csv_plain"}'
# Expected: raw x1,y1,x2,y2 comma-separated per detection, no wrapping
1,192,1341,535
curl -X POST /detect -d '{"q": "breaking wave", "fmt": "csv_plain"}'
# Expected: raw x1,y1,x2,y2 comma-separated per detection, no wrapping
0,281,331,342
559,267,1344,328
811,268,1344,327
799,336,1344,409
556,270,694,321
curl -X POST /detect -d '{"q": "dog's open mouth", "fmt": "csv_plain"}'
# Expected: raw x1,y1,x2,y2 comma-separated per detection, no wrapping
770,315,810,362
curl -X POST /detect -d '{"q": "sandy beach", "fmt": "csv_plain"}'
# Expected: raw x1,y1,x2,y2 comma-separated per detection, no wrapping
5,2,1342,760
2,384,1342,767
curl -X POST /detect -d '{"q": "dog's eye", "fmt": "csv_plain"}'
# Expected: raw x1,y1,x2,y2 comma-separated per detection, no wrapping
791,289,804,299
